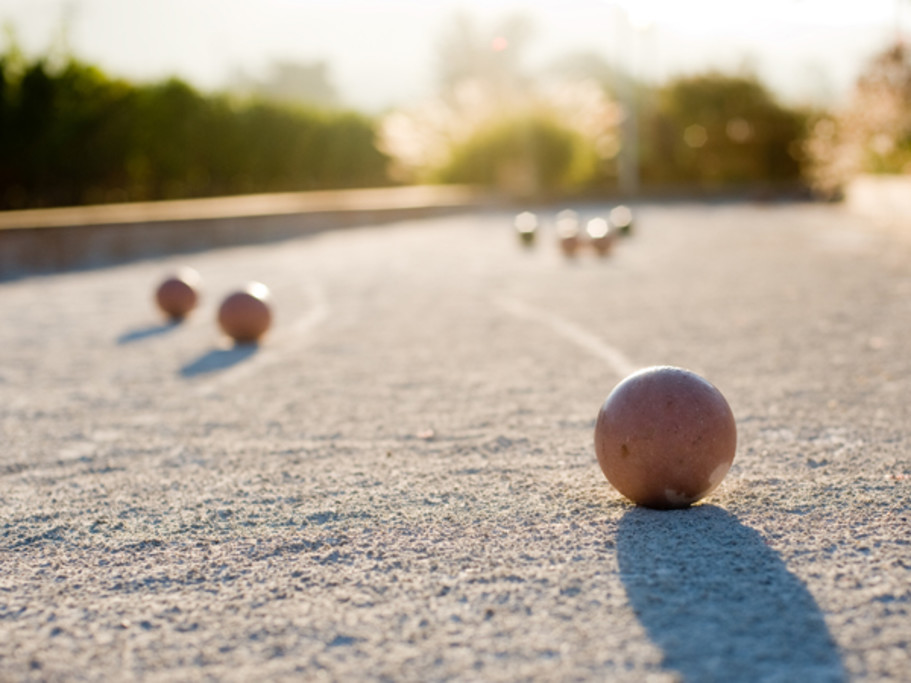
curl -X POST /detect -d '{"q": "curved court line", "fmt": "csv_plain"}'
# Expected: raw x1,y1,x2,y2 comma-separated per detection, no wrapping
493,295,638,377
194,284,330,395
288,287,331,334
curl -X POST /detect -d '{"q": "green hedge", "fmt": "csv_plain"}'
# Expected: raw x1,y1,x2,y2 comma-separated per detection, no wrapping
0,55,389,210
420,73,808,197
638,74,807,190
433,113,604,198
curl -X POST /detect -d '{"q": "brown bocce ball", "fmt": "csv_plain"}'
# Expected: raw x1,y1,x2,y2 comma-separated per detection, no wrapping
556,219,581,257
217,282,272,344
585,217,614,257
155,268,201,321
594,366,737,509
559,233,581,257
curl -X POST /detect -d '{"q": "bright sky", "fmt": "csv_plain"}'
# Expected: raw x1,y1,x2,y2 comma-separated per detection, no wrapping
0,0,905,111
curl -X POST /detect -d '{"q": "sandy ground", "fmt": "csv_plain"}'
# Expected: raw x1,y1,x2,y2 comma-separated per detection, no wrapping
1,202,909,681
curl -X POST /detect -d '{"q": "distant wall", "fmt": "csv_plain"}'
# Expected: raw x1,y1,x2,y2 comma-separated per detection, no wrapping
0,186,491,280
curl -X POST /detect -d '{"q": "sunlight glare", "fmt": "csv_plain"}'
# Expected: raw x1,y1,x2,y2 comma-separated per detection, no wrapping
491,36,509,52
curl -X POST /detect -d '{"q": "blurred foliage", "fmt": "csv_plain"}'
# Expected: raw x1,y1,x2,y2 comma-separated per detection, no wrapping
638,73,807,191
388,70,809,198
0,22,822,208
385,11,810,199
380,76,620,197
0,50,388,210
433,113,604,198
805,43,911,197
382,12,620,198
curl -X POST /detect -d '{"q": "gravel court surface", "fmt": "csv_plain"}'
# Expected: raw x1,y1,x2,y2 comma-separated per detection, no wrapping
1,203,909,681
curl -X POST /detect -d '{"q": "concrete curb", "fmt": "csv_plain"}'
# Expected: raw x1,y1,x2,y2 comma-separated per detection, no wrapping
0,185,492,280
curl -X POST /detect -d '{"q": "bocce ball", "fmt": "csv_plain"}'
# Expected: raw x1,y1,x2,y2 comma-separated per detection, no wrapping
556,210,581,257
155,267,201,321
586,217,614,256
217,282,273,344
610,205,634,236
515,211,538,247
594,366,737,509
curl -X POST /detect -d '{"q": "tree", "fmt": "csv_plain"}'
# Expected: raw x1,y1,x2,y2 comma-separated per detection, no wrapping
805,42,911,196
639,73,805,189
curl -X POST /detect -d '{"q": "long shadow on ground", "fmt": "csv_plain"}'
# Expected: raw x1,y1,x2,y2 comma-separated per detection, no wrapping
117,321,179,344
618,505,845,682
179,345,257,377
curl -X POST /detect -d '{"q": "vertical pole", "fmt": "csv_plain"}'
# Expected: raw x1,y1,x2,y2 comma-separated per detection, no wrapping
618,77,640,197
617,8,641,197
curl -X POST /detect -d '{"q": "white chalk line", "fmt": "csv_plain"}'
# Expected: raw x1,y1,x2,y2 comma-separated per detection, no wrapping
194,284,330,395
492,295,638,377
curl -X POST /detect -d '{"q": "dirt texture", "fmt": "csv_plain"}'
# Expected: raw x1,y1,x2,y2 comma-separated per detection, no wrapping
1,202,909,681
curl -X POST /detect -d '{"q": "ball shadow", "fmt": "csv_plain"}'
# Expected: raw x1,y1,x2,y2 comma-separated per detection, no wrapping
179,344,258,377
617,505,845,682
116,321,179,345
